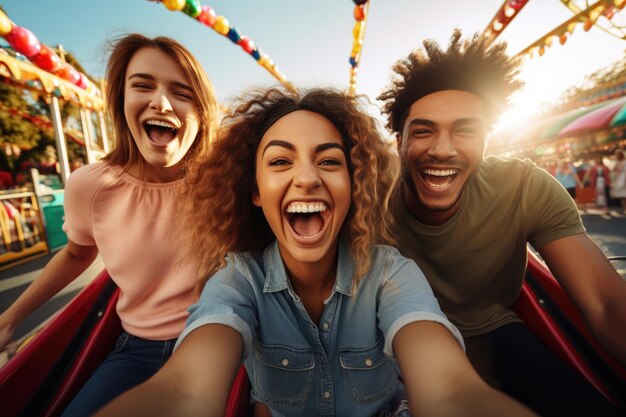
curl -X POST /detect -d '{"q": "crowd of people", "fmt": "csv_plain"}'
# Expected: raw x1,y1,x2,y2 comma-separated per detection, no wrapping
541,150,626,216
0,26,624,417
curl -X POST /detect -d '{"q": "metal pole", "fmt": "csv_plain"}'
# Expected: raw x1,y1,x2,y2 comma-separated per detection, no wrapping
99,111,110,153
49,96,71,184
80,108,94,164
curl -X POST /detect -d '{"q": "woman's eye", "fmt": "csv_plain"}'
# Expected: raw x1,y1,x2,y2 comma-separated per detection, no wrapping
319,159,341,166
132,83,152,89
268,159,290,167
174,91,193,100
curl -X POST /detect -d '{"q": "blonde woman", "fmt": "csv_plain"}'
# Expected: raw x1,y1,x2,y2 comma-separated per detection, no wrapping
0,34,218,416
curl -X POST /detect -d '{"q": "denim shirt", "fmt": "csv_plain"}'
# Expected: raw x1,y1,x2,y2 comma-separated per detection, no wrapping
177,241,463,417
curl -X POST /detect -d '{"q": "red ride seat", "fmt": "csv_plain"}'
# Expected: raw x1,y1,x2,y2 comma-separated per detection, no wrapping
0,271,251,417
0,270,120,417
512,250,626,408
3,251,622,416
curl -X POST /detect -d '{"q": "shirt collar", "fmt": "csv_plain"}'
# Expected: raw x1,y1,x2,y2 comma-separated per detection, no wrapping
262,240,354,297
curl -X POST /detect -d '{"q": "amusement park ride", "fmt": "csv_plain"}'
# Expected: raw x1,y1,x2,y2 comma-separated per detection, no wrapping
0,1,625,416
0,7,108,270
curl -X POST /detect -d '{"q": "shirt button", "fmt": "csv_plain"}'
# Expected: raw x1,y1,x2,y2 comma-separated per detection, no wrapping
281,359,289,366
322,322,330,330
324,391,331,399
365,358,373,367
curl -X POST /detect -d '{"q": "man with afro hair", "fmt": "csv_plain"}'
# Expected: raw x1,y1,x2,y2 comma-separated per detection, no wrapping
379,30,624,417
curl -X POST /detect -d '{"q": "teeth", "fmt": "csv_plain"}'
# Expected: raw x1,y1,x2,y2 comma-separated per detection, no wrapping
423,168,458,176
286,202,328,214
145,120,177,130
426,182,452,190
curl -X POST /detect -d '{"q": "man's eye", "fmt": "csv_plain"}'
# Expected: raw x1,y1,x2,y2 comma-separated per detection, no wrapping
457,127,478,135
411,129,431,136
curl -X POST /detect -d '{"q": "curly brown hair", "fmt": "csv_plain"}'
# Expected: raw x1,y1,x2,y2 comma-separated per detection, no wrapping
181,87,398,291
102,34,218,177
378,29,523,134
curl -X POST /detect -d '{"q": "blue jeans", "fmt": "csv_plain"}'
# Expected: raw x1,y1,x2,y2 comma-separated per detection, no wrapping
61,331,176,417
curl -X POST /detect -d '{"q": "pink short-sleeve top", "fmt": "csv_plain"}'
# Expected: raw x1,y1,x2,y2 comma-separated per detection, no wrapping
62,162,196,340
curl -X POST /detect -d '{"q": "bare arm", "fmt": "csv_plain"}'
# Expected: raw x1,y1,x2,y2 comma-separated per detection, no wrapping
95,324,242,417
575,174,584,188
0,240,98,348
394,321,538,417
539,233,626,365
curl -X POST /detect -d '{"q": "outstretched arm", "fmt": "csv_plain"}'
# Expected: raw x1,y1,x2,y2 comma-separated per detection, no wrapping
95,324,242,417
539,233,626,365
394,321,538,417
0,239,98,348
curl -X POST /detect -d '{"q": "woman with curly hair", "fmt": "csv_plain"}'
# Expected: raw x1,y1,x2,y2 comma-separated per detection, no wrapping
97,87,536,417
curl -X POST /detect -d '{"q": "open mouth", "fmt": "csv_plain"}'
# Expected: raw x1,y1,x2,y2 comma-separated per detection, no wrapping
420,168,459,191
143,120,178,146
284,201,330,239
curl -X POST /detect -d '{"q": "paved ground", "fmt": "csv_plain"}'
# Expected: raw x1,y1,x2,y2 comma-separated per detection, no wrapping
580,208,626,277
0,252,104,340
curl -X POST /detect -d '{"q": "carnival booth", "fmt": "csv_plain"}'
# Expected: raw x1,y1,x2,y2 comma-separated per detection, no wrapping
0,11,108,269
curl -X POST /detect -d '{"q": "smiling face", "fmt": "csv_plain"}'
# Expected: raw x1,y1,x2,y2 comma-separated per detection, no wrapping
398,90,487,225
123,47,200,182
253,110,351,278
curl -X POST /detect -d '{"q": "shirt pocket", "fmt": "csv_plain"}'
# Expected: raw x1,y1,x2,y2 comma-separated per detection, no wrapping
339,337,398,403
253,343,316,406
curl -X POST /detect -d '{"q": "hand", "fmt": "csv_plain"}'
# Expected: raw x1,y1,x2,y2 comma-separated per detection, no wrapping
0,314,16,349
0,315,17,366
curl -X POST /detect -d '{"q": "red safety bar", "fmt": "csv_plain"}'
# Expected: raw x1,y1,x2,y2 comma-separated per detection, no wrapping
2,253,622,416
0,270,115,417
0,269,251,417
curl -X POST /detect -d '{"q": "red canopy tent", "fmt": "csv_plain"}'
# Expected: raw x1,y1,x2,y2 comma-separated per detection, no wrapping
559,96,626,137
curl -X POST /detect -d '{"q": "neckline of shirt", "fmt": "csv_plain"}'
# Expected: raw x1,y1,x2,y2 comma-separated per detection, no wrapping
108,163,185,189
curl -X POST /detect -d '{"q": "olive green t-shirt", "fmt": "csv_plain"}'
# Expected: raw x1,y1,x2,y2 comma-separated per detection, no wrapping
391,156,585,337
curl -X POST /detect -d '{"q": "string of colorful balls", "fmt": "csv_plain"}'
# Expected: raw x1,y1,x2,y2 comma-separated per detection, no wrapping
158,0,293,91
348,0,370,96
0,9,97,93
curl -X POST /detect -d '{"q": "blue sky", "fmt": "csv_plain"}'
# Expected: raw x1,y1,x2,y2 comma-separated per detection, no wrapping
3,1,626,127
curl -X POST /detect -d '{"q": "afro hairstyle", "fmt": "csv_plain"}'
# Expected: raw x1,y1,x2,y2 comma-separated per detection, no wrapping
378,29,524,134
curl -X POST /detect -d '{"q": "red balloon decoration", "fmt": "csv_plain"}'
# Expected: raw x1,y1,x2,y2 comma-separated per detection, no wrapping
198,5,216,27
77,72,89,89
238,36,255,54
57,63,81,85
354,5,365,21
509,0,527,11
0,11,95,91
5,25,41,57
30,44,62,73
